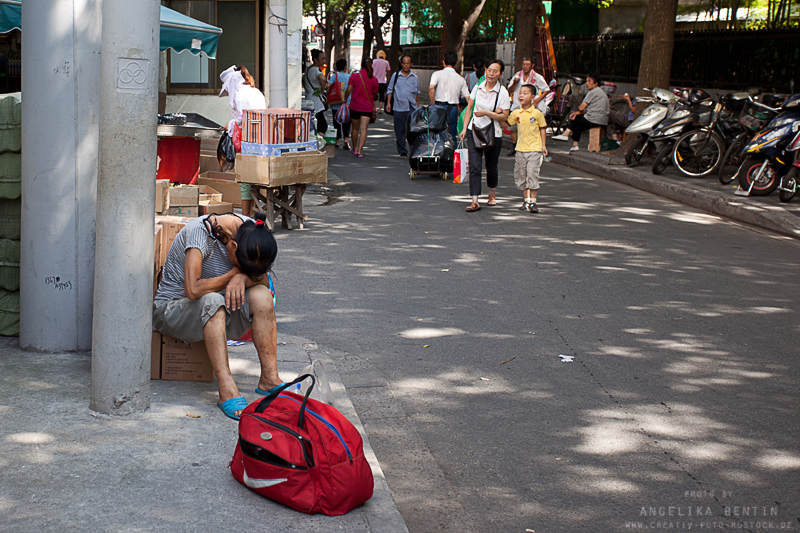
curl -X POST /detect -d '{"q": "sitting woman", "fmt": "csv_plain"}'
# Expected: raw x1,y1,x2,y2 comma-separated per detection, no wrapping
153,211,283,421
553,74,609,152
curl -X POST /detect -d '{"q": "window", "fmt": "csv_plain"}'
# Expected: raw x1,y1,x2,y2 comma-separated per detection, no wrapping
164,0,260,94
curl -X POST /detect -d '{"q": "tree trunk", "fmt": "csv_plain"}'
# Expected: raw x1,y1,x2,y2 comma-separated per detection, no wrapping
324,8,334,65
362,0,373,62
334,15,349,65
617,0,678,154
514,0,540,73
389,0,401,68
441,0,490,73
370,0,387,53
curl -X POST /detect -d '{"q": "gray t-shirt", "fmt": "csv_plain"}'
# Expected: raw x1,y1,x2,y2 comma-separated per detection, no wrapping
155,214,250,301
583,87,610,125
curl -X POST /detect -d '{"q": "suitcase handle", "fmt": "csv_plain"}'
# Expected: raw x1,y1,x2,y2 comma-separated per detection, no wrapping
254,373,316,430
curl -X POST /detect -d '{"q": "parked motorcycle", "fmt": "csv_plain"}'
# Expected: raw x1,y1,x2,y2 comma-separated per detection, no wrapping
624,88,681,166
736,93,800,196
649,89,714,174
718,93,783,184
777,128,800,202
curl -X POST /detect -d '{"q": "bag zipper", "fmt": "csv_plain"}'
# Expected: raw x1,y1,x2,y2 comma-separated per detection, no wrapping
246,414,315,468
278,394,353,464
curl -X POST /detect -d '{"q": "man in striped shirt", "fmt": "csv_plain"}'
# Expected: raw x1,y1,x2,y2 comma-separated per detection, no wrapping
154,213,283,420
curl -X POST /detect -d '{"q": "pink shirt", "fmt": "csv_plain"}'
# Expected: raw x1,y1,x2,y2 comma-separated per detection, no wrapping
372,58,391,84
348,71,379,112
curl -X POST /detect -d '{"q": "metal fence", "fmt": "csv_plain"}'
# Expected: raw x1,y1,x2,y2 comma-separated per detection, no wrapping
553,28,800,92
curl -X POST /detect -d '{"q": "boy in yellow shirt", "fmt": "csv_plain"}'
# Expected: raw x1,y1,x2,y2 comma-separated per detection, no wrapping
507,84,548,213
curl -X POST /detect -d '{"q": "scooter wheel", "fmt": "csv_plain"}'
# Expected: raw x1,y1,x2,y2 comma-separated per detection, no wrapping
778,169,798,203
625,136,647,167
651,143,673,175
737,159,779,196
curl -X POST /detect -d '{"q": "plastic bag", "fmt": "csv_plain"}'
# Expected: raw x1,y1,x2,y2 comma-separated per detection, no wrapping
410,130,455,168
335,104,350,124
293,360,333,404
408,105,449,135
453,139,468,184
217,131,236,172
232,122,242,153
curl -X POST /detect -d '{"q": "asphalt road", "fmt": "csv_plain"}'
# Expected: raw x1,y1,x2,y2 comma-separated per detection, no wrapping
274,115,800,532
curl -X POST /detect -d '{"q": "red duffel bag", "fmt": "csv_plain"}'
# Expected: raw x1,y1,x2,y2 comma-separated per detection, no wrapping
230,375,374,515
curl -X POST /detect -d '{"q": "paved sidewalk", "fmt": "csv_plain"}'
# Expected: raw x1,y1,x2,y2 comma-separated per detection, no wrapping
502,134,800,239
0,335,407,532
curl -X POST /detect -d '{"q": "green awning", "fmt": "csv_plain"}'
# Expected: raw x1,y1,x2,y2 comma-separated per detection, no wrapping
0,3,222,59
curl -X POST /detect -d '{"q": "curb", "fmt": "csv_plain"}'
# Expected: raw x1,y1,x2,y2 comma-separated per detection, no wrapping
548,151,800,239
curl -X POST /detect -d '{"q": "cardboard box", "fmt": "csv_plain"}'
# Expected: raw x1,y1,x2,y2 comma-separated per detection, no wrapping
200,201,234,215
161,335,213,382
197,185,223,203
166,206,198,217
167,185,199,207
155,179,170,213
154,224,163,270
151,330,162,380
235,151,328,187
160,215,191,262
199,173,241,207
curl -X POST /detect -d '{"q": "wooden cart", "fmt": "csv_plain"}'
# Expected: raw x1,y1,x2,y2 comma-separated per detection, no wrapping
234,151,328,232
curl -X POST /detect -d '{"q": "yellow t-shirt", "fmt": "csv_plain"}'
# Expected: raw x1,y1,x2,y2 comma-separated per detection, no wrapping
508,106,547,152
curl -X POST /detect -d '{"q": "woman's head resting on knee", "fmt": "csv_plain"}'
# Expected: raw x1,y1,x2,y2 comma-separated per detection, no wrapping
226,212,278,281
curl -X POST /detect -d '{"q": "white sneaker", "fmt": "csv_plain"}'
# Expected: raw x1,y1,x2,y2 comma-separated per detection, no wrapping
552,134,569,141
569,146,580,152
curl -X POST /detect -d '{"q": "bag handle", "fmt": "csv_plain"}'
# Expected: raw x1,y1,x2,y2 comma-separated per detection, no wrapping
254,373,316,430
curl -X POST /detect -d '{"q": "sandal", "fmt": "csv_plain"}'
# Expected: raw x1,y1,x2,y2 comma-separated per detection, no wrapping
255,383,288,396
466,202,481,212
218,395,248,421
357,153,363,158
487,195,497,206
349,146,357,155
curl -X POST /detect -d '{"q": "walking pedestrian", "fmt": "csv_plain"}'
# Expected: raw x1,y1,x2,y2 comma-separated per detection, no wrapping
386,54,420,158
464,57,485,92
219,64,266,218
507,84,548,213
428,50,470,140
459,59,511,212
153,212,283,421
344,58,379,158
329,58,352,151
552,74,609,152
507,58,550,157
304,49,330,138
373,50,391,112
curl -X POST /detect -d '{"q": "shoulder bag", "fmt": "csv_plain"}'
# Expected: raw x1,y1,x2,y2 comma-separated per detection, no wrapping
306,68,329,111
326,73,344,106
357,72,377,124
385,72,400,116
471,85,501,151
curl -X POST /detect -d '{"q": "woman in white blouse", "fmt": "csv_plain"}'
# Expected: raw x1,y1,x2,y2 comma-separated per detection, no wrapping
459,59,511,212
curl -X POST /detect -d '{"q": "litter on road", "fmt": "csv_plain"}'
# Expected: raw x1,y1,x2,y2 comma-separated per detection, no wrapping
558,354,574,363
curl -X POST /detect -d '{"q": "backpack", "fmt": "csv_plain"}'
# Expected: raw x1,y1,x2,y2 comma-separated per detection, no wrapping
230,375,374,515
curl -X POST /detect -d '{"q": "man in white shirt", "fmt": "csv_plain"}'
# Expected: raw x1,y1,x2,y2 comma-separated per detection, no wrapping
507,58,550,156
428,50,470,139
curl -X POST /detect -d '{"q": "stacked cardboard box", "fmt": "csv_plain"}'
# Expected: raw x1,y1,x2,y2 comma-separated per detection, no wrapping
199,171,241,208
0,93,21,336
151,214,213,382
166,185,199,217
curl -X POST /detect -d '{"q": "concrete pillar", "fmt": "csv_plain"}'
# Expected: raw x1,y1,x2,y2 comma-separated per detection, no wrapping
269,0,288,108
20,0,102,352
286,0,303,110
90,0,159,415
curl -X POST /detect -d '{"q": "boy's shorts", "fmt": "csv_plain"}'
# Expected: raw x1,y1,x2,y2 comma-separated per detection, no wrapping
153,290,256,344
507,123,517,132
241,183,252,201
514,151,543,191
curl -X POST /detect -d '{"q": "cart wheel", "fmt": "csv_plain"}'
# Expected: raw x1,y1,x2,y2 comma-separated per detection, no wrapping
441,172,448,181
409,169,415,180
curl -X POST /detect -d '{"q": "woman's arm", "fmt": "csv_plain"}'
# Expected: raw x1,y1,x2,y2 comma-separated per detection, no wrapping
184,248,240,300
344,84,353,101
484,108,509,123
317,72,329,91
460,98,475,139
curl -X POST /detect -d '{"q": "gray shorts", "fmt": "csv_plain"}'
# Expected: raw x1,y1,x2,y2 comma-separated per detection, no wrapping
514,151,543,191
153,290,254,344
507,122,517,132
